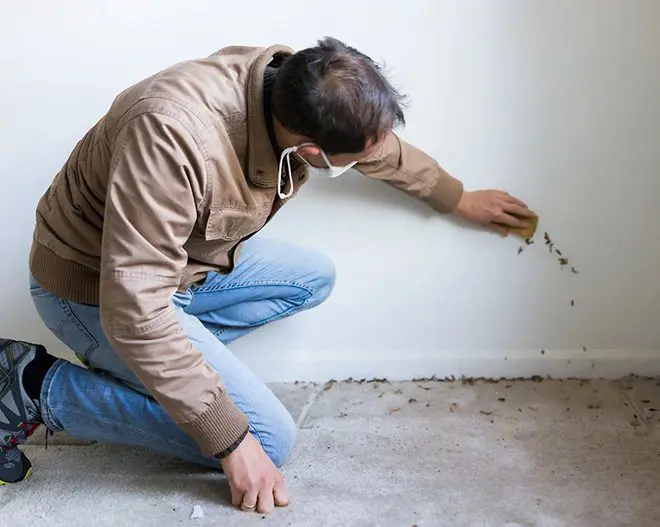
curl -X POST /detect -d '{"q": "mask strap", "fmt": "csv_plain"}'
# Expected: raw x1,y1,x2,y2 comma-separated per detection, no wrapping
318,150,335,168
277,148,295,199
318,150,358,178
277,143,357,198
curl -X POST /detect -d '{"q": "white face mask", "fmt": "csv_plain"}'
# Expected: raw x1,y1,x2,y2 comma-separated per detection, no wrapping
277,142,358,199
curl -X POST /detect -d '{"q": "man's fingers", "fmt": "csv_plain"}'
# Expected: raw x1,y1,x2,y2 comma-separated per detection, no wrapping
503,193,529,209
230,485,243,508
495,212,531,229
223,433,288,515
240,488,259,512
257,487,275,514
503,202,537,219
489,223,509,237
273,477,290,507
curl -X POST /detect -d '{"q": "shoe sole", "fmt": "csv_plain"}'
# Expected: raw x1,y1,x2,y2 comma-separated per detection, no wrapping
0,466,33,485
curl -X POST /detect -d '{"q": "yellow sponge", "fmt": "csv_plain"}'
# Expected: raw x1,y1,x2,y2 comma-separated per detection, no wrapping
508,214,539,240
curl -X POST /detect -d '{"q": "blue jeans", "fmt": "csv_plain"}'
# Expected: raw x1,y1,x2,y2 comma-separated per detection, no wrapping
29,237,335,469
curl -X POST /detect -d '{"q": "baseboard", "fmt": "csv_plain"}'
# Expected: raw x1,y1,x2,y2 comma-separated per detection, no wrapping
45,345,660,384
243,349,660,383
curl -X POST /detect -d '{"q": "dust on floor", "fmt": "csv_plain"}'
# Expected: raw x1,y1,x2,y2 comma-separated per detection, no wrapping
5,377,660,526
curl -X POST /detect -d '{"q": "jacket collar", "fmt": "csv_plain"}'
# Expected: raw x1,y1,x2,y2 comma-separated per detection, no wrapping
246,44,294,188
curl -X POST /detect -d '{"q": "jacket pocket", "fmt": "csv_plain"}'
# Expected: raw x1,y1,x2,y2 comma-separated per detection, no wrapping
204,205,270,242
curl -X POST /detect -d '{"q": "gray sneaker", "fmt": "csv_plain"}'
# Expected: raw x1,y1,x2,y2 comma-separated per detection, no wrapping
0,339,42,484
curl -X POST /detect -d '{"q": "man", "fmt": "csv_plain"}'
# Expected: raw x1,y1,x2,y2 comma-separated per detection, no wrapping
1,38,535,511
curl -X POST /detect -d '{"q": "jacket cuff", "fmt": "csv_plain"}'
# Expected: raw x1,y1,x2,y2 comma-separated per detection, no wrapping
214,428,249,459
424,169,464,214
180,390,250,458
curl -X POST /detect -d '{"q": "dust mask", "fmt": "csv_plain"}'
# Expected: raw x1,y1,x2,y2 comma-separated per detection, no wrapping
277,143,357,199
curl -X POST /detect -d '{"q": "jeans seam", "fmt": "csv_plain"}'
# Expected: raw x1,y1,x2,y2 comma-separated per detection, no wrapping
58,298,99,359
41,359,68,432
195,279,318,335
193,280,315,297
208,292,315,336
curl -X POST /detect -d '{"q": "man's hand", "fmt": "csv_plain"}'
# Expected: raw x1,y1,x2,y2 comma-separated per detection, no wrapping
455,189,537,236
221,433,289,514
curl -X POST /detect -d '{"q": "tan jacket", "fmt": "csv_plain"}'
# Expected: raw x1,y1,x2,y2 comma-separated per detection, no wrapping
30,44,464,457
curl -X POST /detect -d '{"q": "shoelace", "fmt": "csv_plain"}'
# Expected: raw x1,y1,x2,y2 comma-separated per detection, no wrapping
0,422,41,452
44,427,54,450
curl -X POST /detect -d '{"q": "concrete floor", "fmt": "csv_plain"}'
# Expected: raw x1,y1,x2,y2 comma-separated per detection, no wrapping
3,376,660,526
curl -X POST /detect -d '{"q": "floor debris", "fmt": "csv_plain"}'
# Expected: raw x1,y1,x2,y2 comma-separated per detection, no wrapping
12,377,660,526
190,504,204,519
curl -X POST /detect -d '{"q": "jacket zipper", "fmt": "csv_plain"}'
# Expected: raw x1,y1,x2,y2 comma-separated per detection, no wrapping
226,168,305,271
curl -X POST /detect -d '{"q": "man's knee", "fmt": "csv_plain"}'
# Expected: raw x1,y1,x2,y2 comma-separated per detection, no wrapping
306,251,336,308
258,411,297,468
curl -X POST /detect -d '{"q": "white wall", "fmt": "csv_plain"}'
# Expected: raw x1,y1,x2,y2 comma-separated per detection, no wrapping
1,0,659,382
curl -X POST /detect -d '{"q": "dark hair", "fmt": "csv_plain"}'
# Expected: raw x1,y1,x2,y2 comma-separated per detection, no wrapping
271,37,407,155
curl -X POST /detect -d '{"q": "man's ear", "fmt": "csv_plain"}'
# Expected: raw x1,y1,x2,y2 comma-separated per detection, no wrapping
296,144,321,157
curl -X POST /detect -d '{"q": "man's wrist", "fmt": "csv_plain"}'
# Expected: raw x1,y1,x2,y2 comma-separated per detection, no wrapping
214,427,249,460
454,189,471,218
180,388,250,457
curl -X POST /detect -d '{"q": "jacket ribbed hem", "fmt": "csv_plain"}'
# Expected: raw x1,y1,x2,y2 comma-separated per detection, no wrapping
30,243,100,305
180,391,250,458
